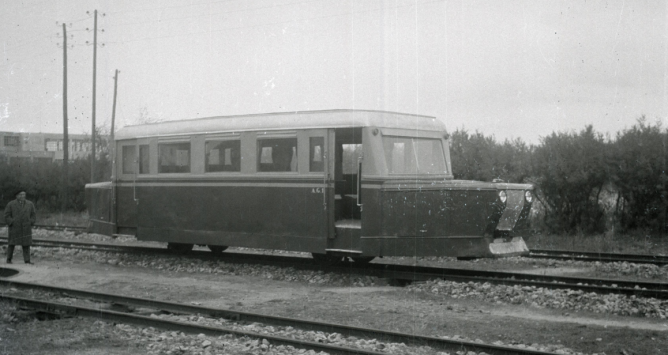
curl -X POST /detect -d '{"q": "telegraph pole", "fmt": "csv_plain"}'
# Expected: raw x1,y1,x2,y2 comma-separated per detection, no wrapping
90,9,97,183
110,69,119,230
110,69,118,171
61,23,69,213
111,70,118,142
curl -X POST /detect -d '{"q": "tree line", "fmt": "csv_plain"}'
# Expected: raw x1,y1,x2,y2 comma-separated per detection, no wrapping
1,117,666,235
450,117,667,234
0,136,111,213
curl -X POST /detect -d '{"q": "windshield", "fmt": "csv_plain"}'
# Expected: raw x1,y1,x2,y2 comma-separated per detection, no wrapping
383,136,447,175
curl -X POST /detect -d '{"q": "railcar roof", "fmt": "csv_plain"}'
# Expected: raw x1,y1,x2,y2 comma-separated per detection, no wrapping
115,109,444,140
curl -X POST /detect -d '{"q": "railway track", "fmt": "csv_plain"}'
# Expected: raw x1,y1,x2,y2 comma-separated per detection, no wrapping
0,223,87,232
5,223,668,266
3,237,668,300
5,224,667,266
0,236,172,254
529,249,668,266
0,279,560,355
359,263,668,300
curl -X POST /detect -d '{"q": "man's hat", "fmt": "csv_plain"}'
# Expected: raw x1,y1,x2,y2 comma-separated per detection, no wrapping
15,188,26,197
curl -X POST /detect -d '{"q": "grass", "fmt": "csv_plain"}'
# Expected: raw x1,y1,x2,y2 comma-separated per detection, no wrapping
36,211,88,227
526,230,668,256
1,210,88,227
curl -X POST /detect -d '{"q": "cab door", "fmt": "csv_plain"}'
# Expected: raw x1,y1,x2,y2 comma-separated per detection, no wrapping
303,129,335,241
325,129,336,238
116,140,139,235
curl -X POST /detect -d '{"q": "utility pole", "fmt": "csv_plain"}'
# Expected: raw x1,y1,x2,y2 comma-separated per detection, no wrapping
61,23,69,213
90,9,97,183
111,70,118,143
110,69,119,233
110,69,118,173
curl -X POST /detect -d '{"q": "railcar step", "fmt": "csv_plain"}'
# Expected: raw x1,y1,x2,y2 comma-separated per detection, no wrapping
334,219,361,229
111,234,136,239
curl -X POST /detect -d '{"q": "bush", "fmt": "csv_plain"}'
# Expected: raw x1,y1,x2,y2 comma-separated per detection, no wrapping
0,154,110,214
609,118,668,232
531,126,607,234
449,120,668,235
449,129,532,183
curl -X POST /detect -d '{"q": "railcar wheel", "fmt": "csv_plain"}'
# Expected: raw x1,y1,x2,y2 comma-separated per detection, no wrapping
351,256,375,264
168,243,194,254
311,253,344,266
208,245,228,255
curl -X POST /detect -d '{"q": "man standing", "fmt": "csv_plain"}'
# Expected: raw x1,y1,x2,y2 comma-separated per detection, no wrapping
4,189,36,264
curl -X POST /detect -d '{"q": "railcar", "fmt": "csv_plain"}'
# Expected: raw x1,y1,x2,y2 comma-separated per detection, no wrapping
86,109,533,262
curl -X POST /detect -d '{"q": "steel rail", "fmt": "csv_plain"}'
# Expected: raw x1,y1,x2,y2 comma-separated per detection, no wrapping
0,279,558,355
0,237,318,265
351,263,668,299
0,293,379,355
0,237,169,254
3,237,668,299
529,249,668,266
0,224,86,232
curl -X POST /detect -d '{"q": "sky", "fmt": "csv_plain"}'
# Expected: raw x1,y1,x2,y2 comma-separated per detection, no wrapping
0,0,666,144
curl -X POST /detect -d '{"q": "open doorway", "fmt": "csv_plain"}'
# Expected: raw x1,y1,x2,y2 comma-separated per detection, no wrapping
334,128,362,227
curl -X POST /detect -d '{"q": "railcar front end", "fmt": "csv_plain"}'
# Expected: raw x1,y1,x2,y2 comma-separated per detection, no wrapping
343,180,532,258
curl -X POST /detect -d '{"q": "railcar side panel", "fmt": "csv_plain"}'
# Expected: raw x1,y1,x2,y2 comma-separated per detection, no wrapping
360,234,492,257
379,189,499,237
116,186,138,233
355,187,502,257
85,182,116,236
328,227,362,252
359,184,382,239
133,181,327,253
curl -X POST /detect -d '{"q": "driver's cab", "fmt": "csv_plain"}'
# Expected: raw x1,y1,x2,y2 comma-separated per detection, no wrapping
326,123,453,257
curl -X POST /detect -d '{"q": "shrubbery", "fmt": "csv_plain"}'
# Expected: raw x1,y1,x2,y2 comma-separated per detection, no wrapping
449,129,532,183
609,120,668,231
450,117,668,234
531,126,608,234
0,154,110,213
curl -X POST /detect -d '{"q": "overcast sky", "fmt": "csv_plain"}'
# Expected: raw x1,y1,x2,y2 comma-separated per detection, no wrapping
1,0,666,144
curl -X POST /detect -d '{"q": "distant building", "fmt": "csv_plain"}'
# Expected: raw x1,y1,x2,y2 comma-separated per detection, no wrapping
0,131,98,163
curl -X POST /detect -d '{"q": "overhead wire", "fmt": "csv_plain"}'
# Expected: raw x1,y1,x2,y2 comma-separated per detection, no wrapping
4,0,55,14
3,34,56,52
2,14,91,54
4,0,442,55
104,0,444,46
105,0,323,29
103,0,241,16
2,47,60,69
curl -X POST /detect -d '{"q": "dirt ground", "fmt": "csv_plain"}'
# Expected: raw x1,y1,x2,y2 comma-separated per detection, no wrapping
0,253,667,355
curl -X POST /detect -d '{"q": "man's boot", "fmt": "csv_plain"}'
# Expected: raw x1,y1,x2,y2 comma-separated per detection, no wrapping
6,245,14,264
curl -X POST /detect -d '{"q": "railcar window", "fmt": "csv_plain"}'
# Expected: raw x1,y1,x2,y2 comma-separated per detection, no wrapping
257,138,298,172
383,136,446,174
309,137,324,172
45,140,58,152
206,140,240,172
139,145,150,174
122,145,136,174
3,136,19,147
158,142,191,173
342,144,363,174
